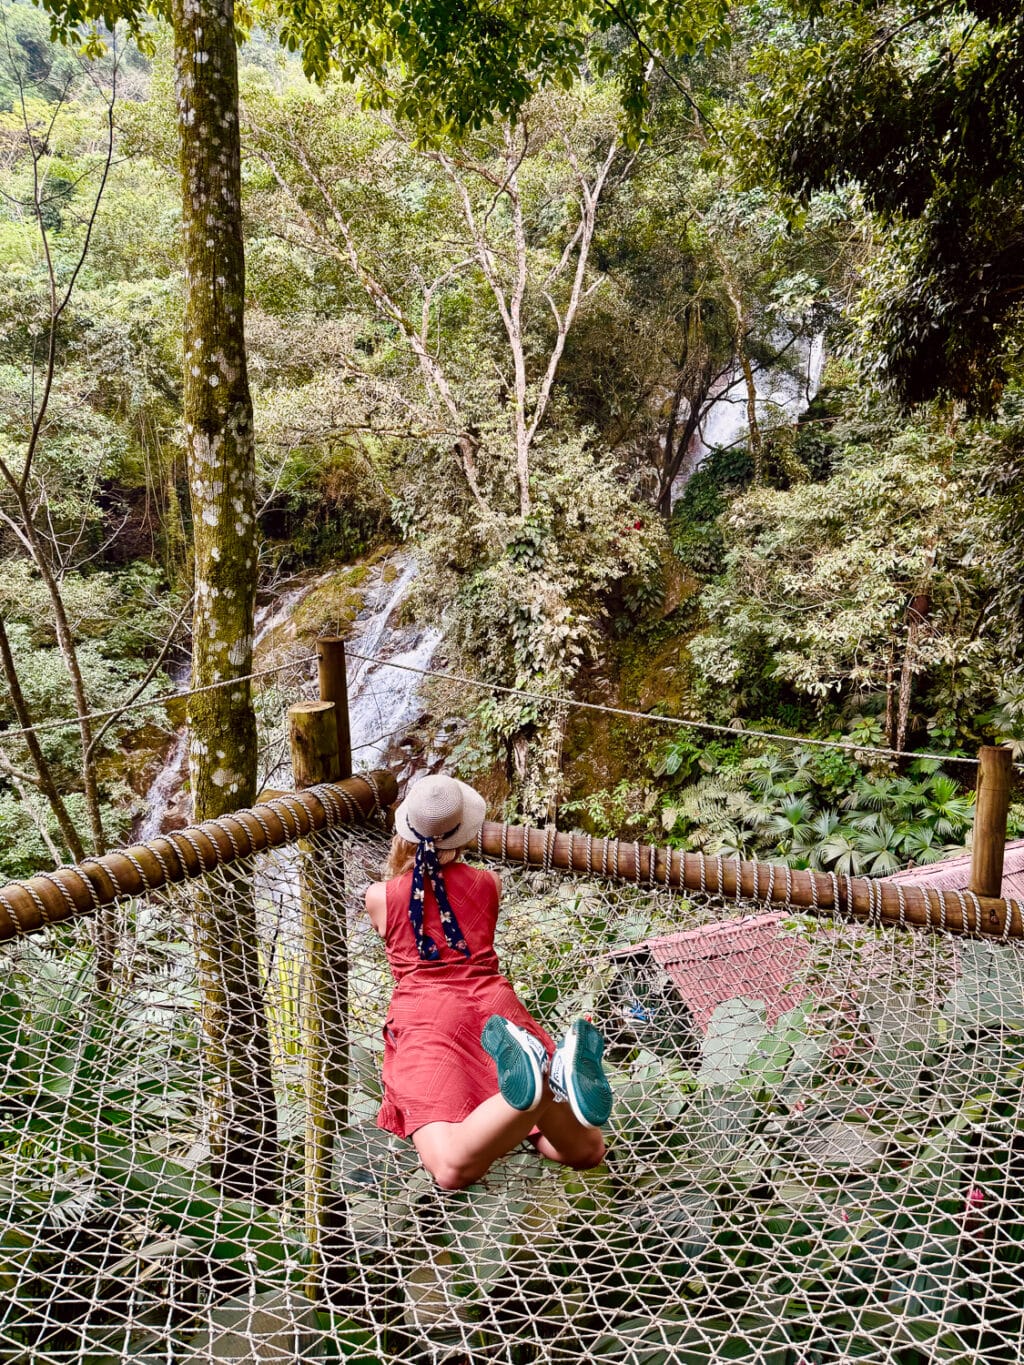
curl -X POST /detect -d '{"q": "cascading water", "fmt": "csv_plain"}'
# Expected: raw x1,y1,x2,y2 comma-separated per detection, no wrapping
136,555,440,835
346,557,443,770
670,332,826,503
253,579,319,650
256,554,442,791
136,661,191,842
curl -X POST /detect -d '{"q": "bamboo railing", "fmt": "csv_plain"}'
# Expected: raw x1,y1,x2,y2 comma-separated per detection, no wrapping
2,777,1022,944
473,822,1024,941
0,772,396,942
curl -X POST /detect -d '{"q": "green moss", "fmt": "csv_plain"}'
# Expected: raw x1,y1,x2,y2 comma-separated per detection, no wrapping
291,564,370,641
561,557,702,817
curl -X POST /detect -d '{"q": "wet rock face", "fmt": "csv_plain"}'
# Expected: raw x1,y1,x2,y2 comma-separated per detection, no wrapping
136,552,445,835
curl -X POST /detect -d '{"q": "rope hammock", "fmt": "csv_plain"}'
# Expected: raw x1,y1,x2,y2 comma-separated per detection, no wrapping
1,775,1023,1364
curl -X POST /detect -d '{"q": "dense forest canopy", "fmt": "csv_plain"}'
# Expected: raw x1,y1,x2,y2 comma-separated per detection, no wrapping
1,0,1023,879
746,0,1024,412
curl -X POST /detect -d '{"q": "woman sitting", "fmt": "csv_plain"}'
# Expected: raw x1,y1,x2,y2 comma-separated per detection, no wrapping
365,774,612,1191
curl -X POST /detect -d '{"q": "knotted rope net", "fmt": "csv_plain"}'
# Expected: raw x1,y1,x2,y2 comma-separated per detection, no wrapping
1,808,1023,1365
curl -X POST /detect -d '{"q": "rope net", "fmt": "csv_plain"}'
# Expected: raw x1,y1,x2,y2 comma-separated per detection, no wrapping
2,819,1023,1365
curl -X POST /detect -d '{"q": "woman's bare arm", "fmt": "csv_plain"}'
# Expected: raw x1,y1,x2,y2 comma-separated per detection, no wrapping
365,881,387,936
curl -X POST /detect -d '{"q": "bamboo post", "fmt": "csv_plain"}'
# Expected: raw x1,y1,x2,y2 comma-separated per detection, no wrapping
316,637,352,780
970,745,1013,899
288,702,347,1290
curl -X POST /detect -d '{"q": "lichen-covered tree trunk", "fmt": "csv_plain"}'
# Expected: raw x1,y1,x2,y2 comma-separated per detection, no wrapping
172,0,279,1202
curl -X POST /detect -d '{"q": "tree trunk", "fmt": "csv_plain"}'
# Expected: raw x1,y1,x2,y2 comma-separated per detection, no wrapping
172,0,257,814
884,638,897,752
654,306,719,516
8,515,114,983
8,511,108,858
723,272,762,483
895,591,931,757
0,612,86,863
172,0,279,1202
737,342,762,483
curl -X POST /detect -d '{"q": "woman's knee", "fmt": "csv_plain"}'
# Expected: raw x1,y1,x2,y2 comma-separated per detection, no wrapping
422,1155,482,1190
413,1134,481,1190
568,1130,606,1170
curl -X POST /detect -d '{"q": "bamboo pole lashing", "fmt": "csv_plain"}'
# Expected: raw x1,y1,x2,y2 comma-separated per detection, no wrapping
4,776,1021,945
473,822,1024,940
0,772,397,943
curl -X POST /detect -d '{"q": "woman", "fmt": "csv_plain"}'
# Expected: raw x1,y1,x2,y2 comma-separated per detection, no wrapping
365,773,612,1190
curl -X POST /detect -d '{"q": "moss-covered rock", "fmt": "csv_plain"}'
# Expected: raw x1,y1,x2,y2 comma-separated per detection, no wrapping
290,564,371,642
561,555,703,823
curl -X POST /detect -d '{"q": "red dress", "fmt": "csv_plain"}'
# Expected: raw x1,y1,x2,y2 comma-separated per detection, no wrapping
376,861,555,1138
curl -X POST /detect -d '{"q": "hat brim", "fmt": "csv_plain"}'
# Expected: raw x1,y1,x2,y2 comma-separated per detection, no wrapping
394,779,487,849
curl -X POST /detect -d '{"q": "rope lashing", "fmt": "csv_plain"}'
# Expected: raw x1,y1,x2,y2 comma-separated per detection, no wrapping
468,820,1023,941
171,829,210,876
0,772,398,942
0,889,25,935
36,871,80,919
1,786,1021,945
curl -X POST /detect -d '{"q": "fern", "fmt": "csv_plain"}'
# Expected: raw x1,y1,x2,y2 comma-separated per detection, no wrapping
655,738,976,874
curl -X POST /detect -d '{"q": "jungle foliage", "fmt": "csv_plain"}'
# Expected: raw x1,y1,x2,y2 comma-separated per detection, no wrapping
743,0,1024,412
3,5,1024,1361
0,0,1023,857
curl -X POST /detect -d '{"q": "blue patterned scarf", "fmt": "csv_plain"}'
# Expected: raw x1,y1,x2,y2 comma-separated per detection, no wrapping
408,824,471,961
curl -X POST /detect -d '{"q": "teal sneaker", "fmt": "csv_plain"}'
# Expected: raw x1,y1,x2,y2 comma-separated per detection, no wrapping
482,1016,548,1112
549,1019,612,1128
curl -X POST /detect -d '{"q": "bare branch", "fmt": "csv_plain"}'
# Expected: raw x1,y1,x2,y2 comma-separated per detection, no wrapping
17,43,118,495
87,594,194,760
523,135,619,456
249,131,492,518
0,754,64,865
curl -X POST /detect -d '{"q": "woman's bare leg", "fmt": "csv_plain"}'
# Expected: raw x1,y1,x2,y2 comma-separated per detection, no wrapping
532,1089,606,1169
413,1094,544,1190
413,1083,606,1190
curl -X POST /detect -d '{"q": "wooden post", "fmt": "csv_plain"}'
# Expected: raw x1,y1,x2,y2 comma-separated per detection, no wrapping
288,700,341,788
288,702,346,1291
316,637,352,780
970,744,1013,899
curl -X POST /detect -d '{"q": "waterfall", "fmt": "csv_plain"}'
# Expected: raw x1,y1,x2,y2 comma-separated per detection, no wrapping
135,661,190,842
253,579,319,650
135,555,440,837
671,332,826,503
347,557,443,770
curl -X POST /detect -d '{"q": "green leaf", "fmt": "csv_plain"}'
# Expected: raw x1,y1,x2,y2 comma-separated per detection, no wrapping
700,998,767,1085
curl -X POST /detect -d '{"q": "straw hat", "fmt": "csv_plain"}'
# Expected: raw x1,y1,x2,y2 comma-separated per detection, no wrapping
394,774,487,849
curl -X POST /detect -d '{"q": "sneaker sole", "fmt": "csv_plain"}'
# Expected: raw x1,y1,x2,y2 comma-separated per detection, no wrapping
561,1020,612,1127
481,1016,543,1112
